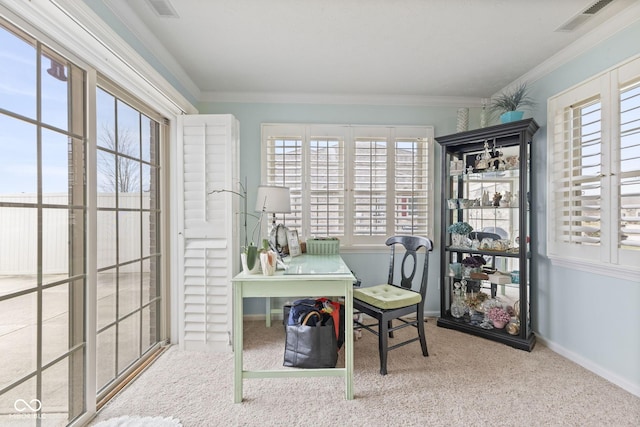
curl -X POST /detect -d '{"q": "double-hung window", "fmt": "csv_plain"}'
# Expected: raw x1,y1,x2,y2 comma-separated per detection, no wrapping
261,124,434,248
548,56,640,278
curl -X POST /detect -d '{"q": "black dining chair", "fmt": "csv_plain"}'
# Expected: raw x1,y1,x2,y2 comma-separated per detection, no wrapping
353,235,433,375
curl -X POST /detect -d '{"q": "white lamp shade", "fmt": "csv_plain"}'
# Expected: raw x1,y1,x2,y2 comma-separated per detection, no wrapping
255,185,291,213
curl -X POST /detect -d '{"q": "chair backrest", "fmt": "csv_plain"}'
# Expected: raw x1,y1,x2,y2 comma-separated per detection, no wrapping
480,226,509,240
385,236,433,298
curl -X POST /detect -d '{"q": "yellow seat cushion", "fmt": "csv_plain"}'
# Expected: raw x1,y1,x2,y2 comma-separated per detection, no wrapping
354,284,421,310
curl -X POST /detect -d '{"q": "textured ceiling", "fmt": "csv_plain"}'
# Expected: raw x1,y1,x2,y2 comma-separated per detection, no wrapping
101,0,638,103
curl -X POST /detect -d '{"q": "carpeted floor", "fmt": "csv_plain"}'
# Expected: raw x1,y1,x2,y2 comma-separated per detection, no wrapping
90,319,640,427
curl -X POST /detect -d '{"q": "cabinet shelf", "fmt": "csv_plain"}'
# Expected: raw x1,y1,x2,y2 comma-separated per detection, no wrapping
445,246,523,258
436,118,539,351
437,317,536,351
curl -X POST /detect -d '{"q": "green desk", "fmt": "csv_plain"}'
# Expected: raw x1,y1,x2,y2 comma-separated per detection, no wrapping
232,254,355,403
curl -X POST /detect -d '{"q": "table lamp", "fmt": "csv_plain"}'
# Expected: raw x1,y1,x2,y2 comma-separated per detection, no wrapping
255,185,291,252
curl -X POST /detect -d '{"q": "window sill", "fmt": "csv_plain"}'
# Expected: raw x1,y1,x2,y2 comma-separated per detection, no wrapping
548,255,640,282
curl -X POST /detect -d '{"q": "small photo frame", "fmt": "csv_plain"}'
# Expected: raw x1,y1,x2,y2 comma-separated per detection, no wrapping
286,229,301,257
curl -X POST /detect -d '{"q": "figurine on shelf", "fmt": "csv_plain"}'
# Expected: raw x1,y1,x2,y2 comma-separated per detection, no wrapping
500,191,512,207
474,141,492,170
450,281,466,318
494,151,506,171
493,192,502,207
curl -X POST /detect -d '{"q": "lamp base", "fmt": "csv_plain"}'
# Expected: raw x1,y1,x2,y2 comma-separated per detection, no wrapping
269,223,289,254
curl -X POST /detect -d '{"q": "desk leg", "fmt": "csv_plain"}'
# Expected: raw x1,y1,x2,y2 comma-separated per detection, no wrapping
233,282,244,403
344,280,354,400
265,297,271,327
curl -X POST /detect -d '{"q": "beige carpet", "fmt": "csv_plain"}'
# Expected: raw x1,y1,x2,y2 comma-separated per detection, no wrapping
91,319,640,427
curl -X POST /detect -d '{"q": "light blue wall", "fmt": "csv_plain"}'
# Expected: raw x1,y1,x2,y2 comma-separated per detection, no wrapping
526,20,640,394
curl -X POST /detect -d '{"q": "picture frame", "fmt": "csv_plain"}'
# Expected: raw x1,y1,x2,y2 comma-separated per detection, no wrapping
286,229,301,257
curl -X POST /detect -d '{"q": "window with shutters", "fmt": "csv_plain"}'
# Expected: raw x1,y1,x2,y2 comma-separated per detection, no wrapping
619,81,640,253
548,56,640,278
261,124,434,248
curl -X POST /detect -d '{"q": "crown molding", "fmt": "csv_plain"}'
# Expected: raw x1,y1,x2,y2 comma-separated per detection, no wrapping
103,0,201,102
200,91,483,107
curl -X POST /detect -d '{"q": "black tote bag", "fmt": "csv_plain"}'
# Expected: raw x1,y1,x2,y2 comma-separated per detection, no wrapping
283,311,338,368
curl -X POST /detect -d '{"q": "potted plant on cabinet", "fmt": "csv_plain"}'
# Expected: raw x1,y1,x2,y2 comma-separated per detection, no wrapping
490,82,535,123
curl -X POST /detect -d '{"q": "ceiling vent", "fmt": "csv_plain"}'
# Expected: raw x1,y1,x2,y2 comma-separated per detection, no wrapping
555,0,615,32
583,0,615,14
146,0,179,18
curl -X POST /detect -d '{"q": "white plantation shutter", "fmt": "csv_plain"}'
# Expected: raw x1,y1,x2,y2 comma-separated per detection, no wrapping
549,75,606,262
309,136,345,236
619,81,640,251
178,114,239,352
548,56,640,274
265,131,303,230
353,137,388,237
394,137,430,235
262,124,433,247
552,98,603,248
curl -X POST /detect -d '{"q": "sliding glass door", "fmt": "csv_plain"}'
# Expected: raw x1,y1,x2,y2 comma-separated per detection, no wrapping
0,20,86,425
0,18,166,425
95,82,163,397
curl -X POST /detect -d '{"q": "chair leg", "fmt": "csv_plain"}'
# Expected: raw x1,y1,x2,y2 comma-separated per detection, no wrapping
378,317,389,375
418,308,428,357
388,320,394,338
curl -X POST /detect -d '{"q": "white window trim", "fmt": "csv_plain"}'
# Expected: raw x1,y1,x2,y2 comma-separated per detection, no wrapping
547,54,640,281
261,123,435,250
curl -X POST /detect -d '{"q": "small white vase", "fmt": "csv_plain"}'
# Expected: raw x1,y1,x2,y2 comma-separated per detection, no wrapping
241,253,260,274
260,251,277,276
456,108,469,132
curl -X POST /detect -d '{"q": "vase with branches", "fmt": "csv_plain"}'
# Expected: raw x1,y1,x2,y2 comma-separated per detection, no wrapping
209,178,263,273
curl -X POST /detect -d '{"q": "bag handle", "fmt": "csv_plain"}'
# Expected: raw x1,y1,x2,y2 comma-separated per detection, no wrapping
301,311,321,326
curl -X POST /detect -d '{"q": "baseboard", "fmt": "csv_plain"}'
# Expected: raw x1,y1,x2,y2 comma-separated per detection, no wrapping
536,334,640,398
